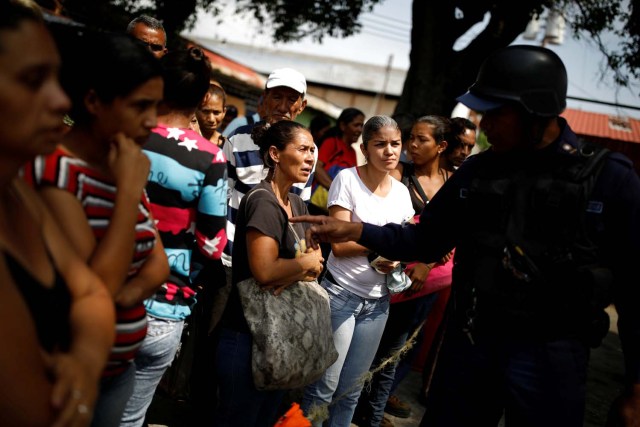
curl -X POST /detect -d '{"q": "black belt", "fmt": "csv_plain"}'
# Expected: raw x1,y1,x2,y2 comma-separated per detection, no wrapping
323,269,336,285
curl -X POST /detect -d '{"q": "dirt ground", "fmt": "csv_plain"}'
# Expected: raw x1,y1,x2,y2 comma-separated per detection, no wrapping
373,309,624,427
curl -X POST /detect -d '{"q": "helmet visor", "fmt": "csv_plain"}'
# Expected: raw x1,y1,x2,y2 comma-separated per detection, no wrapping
456,91,503,113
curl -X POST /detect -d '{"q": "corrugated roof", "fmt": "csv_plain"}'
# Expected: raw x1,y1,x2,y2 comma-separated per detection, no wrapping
561,108,640,144
185,36,407,96
187,38,343,118
190,42,266,89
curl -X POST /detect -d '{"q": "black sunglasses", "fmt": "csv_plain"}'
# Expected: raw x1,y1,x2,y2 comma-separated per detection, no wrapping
147,43,165,52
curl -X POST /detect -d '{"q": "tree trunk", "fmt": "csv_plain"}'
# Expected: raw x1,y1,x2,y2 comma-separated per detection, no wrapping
395,0,545,118
157,0,199,36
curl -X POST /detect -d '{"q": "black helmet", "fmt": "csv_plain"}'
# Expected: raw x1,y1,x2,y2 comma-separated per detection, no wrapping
457,45,567,116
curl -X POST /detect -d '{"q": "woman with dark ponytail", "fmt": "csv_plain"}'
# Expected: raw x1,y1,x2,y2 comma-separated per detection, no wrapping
214,120,324,426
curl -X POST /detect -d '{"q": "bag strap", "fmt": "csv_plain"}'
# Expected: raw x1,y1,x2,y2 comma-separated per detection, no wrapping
287,222,303,246
409,168,449,205
246,187,305,248
244,187,268,205
401,162,430,204
410,174,430,204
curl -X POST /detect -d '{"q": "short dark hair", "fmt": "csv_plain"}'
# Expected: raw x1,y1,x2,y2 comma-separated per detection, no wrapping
127,14,165,36
445,117,477,155
451,117,477,133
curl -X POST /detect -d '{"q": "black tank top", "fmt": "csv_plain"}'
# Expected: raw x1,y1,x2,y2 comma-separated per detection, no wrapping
401,162,449,215
5,252,72,352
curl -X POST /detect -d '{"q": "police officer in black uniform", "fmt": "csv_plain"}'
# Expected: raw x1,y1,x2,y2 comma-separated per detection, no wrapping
292,45,640,427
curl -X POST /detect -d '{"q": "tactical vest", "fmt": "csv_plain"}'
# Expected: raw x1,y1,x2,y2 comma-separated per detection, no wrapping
452,142,612,345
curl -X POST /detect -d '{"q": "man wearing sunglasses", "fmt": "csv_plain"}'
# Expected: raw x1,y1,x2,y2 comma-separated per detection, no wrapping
127,14,168,59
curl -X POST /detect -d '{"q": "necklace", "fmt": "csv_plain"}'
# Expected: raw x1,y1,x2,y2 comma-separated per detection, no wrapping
270,180,292,217
278,197,292,218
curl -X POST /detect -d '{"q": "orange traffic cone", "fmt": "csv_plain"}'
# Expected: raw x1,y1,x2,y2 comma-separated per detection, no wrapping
273,402,311,427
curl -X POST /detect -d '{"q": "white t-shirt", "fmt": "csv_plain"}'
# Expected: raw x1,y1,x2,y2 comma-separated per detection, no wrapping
326,166,414,299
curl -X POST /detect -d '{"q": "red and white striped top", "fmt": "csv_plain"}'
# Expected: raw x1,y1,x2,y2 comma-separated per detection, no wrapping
25,147,159,376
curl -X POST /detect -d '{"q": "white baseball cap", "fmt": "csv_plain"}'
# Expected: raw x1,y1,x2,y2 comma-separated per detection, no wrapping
265,68,307,95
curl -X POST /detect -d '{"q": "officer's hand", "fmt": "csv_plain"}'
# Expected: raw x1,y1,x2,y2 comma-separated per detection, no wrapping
290,215,363,250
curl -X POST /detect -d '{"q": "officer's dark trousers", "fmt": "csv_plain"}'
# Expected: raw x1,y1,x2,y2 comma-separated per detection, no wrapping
420,324,589,427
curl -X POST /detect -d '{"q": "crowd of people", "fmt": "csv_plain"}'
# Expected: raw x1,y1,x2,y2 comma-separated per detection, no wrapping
2,1,640,427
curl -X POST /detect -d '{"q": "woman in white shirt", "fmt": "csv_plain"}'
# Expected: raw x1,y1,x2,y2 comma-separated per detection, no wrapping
302,116,414,427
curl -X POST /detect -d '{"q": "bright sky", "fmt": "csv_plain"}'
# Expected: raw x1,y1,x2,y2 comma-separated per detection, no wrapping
187,0,640,118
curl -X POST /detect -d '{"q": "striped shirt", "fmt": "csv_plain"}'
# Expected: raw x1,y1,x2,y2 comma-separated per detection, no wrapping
221,122,316,267
26,147,156,376
222,112,260,137
143,125,228,320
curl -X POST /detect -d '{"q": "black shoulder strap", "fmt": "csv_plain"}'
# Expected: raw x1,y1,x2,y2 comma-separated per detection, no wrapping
410,175,430,204
401,163,431,204
400,163,412,188
246,114,255,126
573,143,610,182
559,143,610,215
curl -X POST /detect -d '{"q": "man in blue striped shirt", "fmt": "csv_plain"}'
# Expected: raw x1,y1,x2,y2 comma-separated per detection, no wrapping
210,68,317,328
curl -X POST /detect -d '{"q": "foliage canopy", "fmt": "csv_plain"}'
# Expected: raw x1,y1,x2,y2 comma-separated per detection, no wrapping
42,0,639,117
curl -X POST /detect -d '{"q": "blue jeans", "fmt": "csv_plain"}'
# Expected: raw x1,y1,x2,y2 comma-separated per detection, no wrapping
91,363,136,427
357,292,438,426
419,325,589,427
212,328,286,426
120,316,184,427
302,278,390,427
